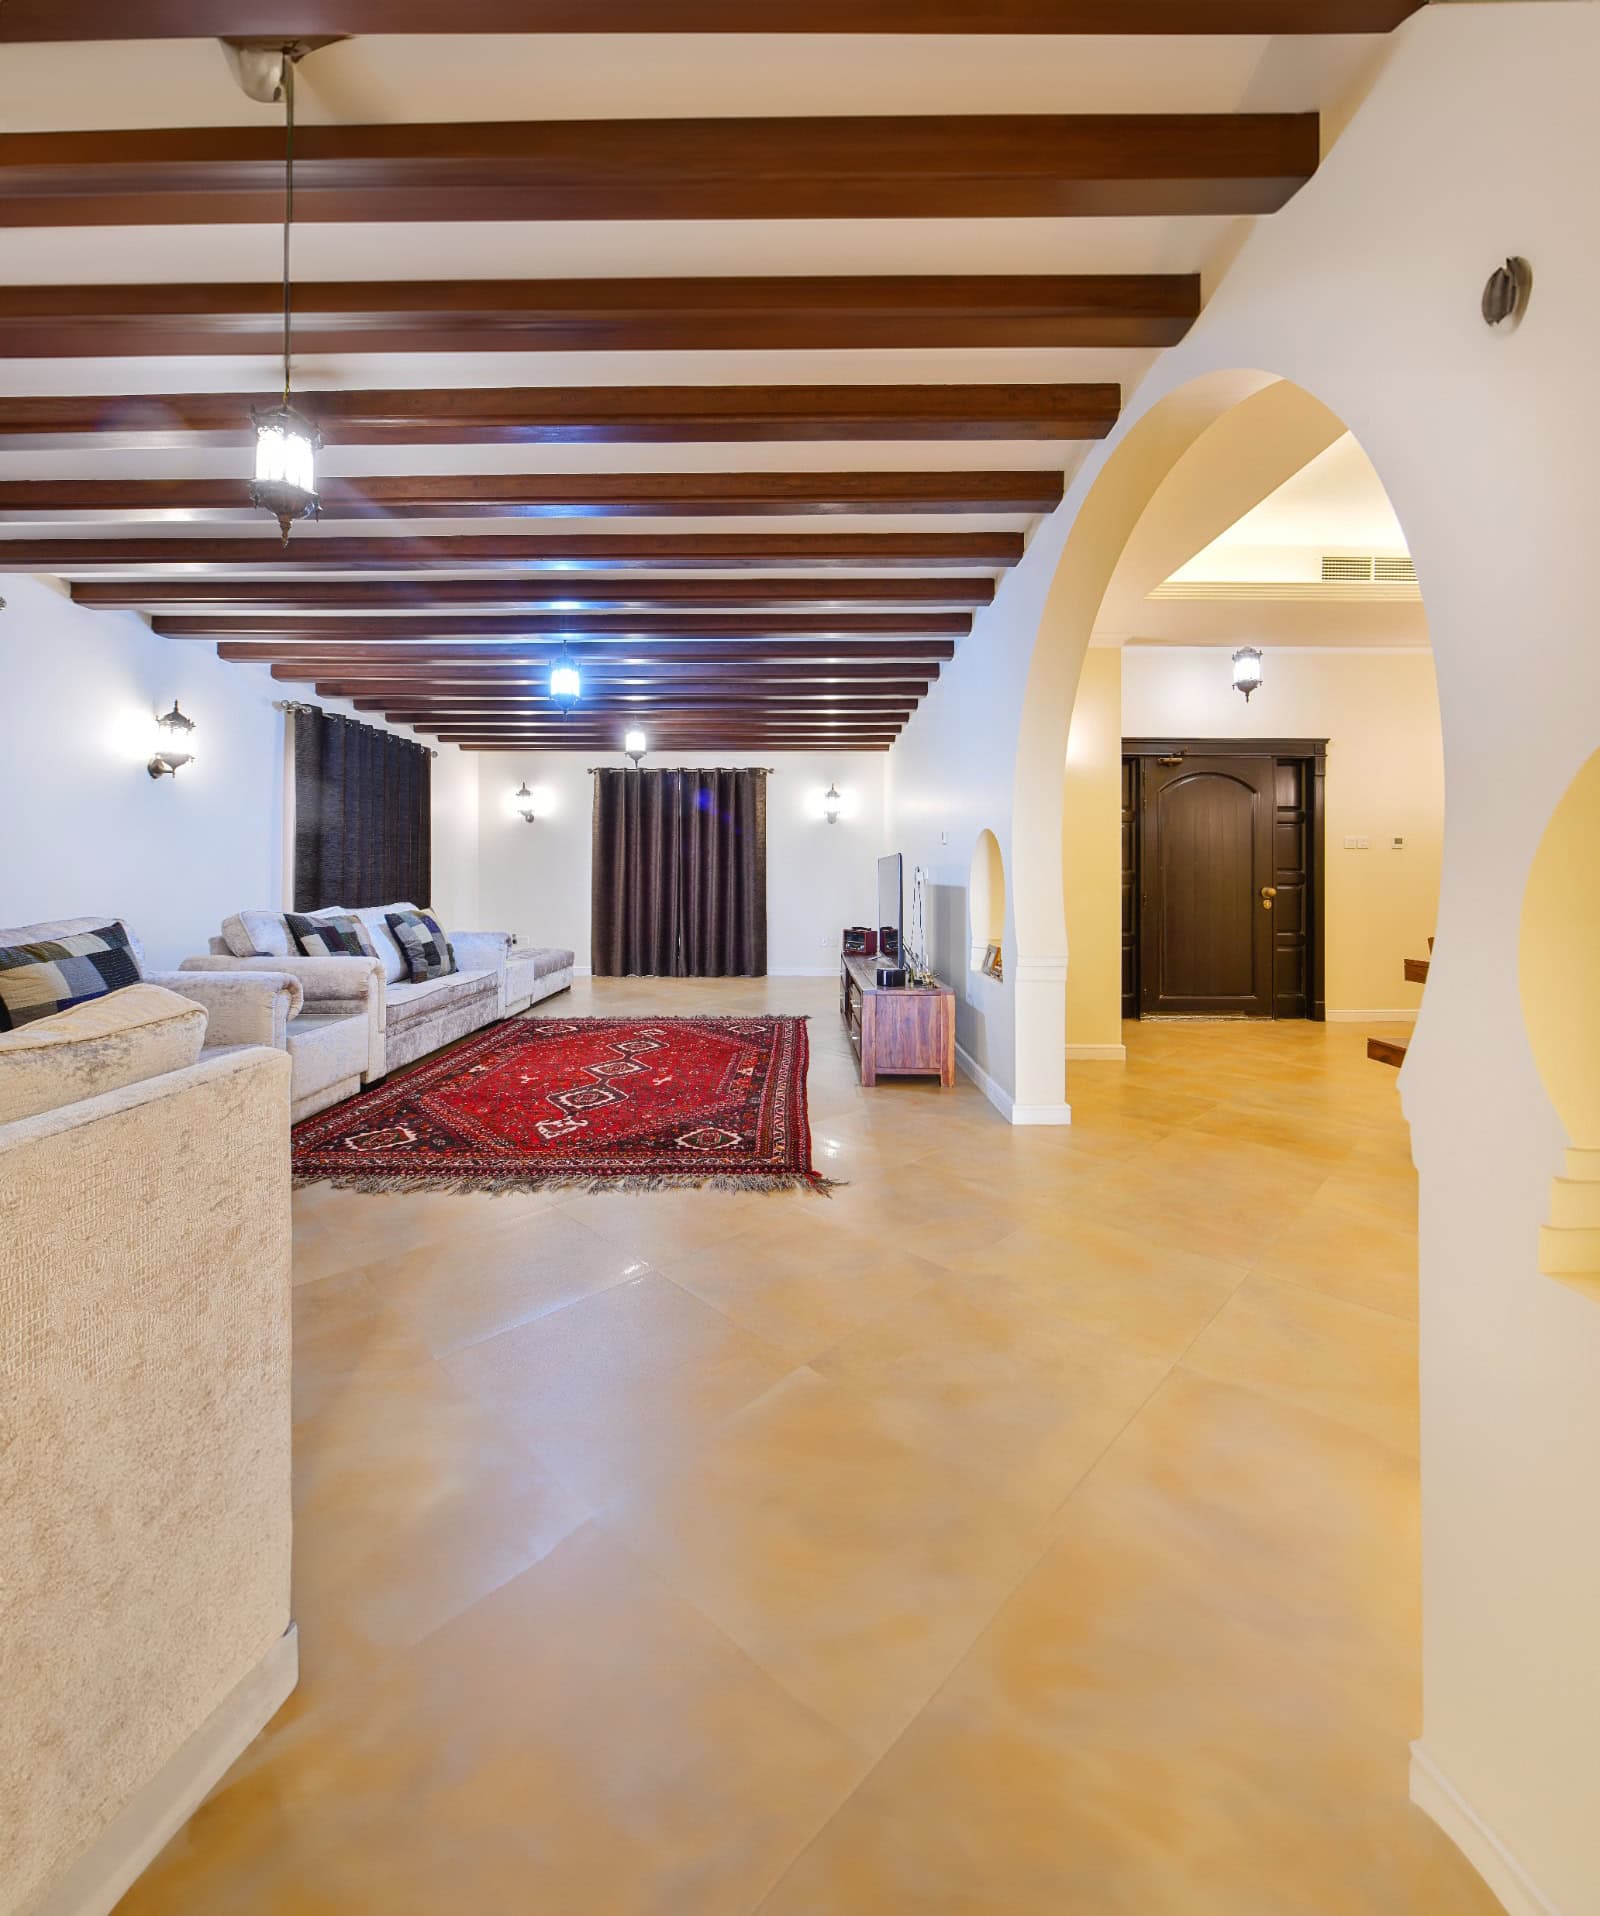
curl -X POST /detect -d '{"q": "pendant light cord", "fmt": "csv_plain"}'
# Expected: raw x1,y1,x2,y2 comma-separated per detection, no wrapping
281,46,295,408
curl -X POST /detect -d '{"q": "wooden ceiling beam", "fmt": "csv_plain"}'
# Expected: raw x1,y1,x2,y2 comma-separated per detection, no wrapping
73,577,995,613
273,659,935,683
1,472,1062,521
0,279,1194,359
0,4,1427,41
155,612,972,640
0,384,1119,446
219,640,956,665
0,117,1317,227
7,531,1022,573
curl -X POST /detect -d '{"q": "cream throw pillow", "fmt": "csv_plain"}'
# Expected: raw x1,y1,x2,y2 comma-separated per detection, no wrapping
0,983,207,1125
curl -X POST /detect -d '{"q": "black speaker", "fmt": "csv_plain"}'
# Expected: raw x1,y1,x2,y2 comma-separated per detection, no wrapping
875,965,907,989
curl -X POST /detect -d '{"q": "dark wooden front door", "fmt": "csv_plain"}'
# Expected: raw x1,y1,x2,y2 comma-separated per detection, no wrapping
1139,754,1275,1017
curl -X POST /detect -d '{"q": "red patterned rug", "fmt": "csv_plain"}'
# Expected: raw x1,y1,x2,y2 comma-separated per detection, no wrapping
292,1013,834,1196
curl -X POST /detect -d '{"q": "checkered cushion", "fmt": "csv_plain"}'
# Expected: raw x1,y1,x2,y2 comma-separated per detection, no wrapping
384,908,456,983
285,911,378,960
0,921,141,1032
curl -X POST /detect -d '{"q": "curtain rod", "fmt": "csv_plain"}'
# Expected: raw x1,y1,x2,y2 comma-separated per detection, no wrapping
585,764,775,774
273,698,438,758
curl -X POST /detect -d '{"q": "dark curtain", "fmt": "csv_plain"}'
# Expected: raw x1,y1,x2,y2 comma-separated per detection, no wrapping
292,707,432,910
591,767,767,977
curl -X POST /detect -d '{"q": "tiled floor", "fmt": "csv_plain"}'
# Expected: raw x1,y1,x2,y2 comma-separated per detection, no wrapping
118,979,1499,1915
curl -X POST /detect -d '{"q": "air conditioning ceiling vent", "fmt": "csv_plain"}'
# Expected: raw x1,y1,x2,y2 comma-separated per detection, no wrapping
1321,554,1417,584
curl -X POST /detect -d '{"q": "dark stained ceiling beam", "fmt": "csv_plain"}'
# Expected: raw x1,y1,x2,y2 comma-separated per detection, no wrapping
0,384,1120,446
218,640,956,665
154,612,972,640
72,577,996,613
0,472,1062,522
292,667,936,688
0,117,1318,226
0,279,1195,359
4,531,1022,573
453,741,896,752
0,4,1427,40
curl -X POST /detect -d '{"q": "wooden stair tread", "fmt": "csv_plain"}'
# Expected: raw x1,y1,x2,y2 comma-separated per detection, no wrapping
1404,956,1430,983
1367,1036,1408,1068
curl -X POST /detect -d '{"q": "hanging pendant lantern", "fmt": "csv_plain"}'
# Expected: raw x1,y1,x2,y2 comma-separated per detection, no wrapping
248,46,319,543
550,644,582,707
1231,646,1264,702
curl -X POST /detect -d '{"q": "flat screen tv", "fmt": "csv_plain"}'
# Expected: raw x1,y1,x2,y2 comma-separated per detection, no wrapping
877,853,903,963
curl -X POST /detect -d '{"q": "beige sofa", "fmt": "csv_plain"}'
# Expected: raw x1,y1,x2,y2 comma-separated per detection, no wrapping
0,916,368,1125
192,904,575,1079
0,985,295,1916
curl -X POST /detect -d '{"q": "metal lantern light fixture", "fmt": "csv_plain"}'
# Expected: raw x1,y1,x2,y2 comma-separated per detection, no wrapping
1231,646,1264,702
823,782,843,825
248,45,321,542
549,644,582,707
148,700,197,779
512,781,538,824
623,728,648,767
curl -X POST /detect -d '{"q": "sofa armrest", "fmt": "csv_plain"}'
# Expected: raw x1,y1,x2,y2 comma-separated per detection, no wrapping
450,931,511,975
181,954,385,1080
146,968,302,1049
180,953,382,1003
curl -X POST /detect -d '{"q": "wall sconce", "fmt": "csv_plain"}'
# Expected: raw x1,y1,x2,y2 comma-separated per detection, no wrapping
823,782,843,825
624,728,648,768
147,700,197,779
512,780,538,823
1231,647,1263,702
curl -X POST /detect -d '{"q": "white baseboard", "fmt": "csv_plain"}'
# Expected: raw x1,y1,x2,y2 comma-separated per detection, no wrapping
768,967,838,977
1408,1742,1564,1916
1326,1008,1419,1023
1066,1043,1128,1062
955,1044,1071,1127
22,1625,299,1916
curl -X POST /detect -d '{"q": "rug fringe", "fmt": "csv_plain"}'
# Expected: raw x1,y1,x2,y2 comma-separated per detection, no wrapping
293,1170,844,1198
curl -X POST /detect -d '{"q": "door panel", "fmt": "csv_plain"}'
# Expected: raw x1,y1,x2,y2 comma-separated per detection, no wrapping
1120,755,1139,1018
1140,755,1275,1017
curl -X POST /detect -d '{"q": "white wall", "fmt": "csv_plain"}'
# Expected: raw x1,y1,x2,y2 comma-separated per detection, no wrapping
474,749,888,973
0,572,479,967
1120,645,1443,1016
890,8,1600,1908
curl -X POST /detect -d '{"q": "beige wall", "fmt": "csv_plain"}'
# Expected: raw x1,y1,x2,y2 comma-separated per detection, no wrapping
1062,648,1125,1052
1120,646,1443,1016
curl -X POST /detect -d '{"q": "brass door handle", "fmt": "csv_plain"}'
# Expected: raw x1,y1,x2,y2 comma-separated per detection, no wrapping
1261,885,1278,910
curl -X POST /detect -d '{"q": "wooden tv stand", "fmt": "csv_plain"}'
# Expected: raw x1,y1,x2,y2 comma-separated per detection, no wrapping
840,952,956,1088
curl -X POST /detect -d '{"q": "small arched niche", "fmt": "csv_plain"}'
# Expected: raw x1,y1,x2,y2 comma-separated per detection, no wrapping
969,829,1006,981
1519,746,1600,1290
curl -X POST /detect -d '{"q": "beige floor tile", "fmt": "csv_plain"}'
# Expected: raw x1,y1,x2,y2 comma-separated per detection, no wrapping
951,1215,1245,1358
811,1281,1172,1520
442,1269,798,1505
760,1370,1499,1916
290,1268,439,1423
1182,1273,1419,1455
658,1213,943,1361
368,1207,652,1356
290,1357,588,1682
1254,1187,1419,1320
121,1526,866,1916
601,1369,1044,1755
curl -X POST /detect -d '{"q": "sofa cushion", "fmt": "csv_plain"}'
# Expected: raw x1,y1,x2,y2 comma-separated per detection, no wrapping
530,946,577,981
384,967,497,1030
287,910,377,960
0,914,147,976
0,921,141,1032
221,908,292,958
385,908,456,983
347,904,410,984
0,982,206,1123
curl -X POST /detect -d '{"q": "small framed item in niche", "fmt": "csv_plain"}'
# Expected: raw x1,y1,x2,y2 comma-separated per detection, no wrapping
981,942,1003,982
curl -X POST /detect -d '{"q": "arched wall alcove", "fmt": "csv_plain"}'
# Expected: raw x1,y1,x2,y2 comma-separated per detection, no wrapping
1520,746,1600,1290
888,14,1600,1907
968,829,1005,979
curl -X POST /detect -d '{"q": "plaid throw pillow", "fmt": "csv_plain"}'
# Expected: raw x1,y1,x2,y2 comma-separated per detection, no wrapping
285,911,378,960
384,908,456,983
0,921,141,1032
